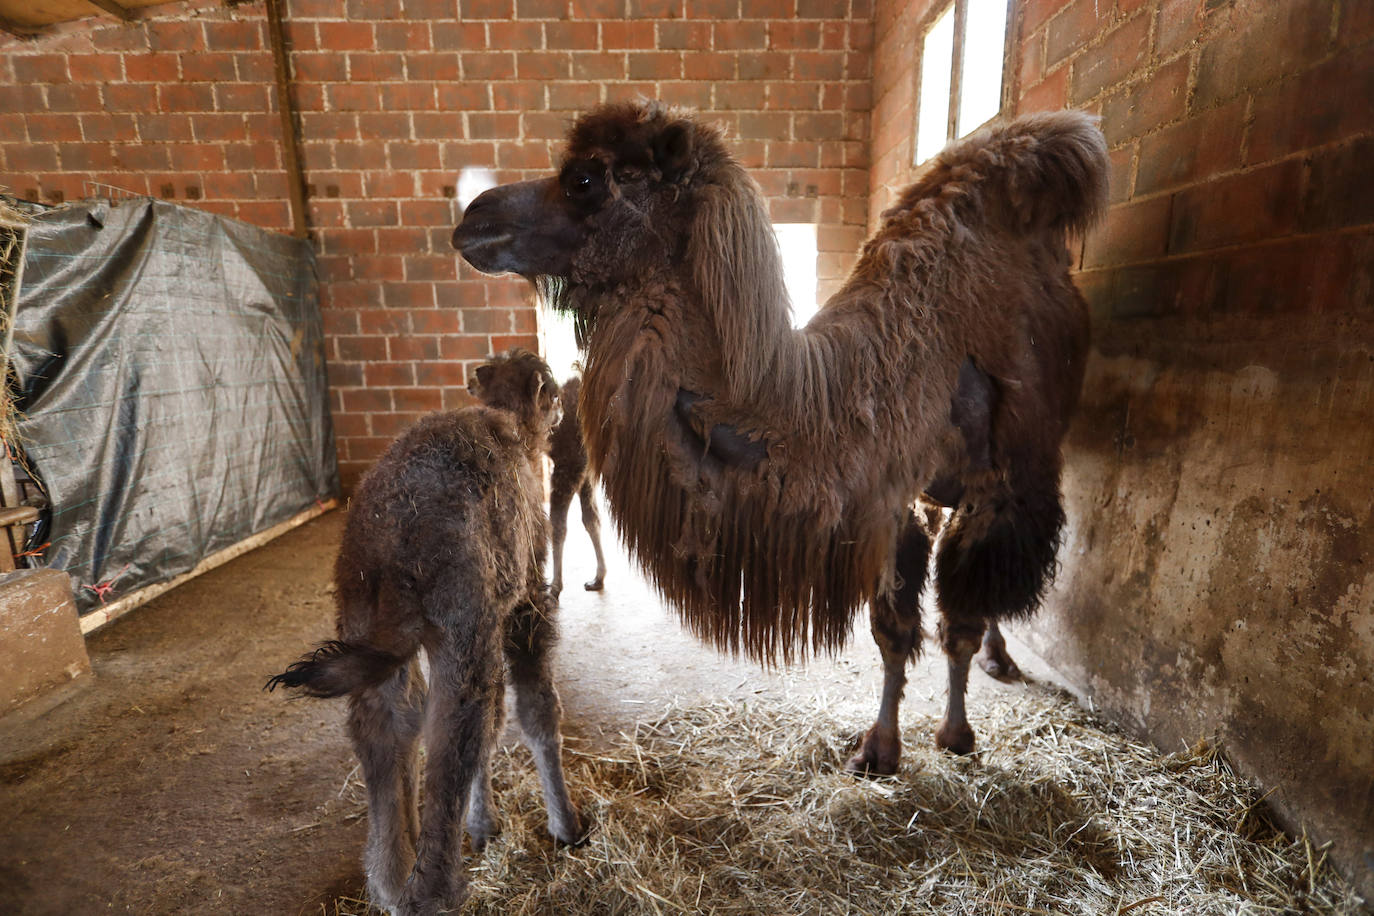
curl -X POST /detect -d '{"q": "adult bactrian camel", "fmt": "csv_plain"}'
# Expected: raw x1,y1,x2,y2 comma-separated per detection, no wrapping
453,102,1107,773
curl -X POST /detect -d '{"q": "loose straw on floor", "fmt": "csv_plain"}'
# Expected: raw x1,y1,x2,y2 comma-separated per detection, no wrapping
322,685,1366,916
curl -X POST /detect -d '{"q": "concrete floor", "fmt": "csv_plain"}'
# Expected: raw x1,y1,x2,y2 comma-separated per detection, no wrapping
0,502,1054,915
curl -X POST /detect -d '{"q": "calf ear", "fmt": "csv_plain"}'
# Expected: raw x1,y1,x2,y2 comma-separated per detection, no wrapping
471,364,493,396
528,368,553,406
652,122,693,182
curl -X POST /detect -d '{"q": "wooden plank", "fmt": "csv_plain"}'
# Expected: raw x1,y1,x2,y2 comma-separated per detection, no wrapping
79,498,338,634
264,0,310,240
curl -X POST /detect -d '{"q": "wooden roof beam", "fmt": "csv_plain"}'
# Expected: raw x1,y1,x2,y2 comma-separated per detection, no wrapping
0,14,42,38
85,0,133,21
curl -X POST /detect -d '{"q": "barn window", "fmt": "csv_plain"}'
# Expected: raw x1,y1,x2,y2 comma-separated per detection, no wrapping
913,0,1012,166
774,223,819,328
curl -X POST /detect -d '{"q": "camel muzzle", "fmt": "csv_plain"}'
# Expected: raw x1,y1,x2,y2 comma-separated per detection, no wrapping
452,178,568,279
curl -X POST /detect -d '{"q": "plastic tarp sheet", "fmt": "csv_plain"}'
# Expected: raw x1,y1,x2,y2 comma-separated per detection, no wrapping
9,198,338,615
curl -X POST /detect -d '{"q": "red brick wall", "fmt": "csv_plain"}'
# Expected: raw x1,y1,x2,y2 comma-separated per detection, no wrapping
874,0,1374,319
0,0,873,490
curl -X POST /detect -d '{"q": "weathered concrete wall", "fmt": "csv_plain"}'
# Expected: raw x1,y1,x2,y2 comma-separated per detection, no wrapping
1025,314,1374,898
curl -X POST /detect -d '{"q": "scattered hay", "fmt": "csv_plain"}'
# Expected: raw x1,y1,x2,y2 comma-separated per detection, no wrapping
325,686,1366,915
0,198,29,455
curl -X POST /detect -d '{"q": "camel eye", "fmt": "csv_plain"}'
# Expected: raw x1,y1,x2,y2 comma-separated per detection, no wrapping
564,170,596,200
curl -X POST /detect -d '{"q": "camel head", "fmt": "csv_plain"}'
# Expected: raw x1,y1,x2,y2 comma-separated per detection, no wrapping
452,101,756,294
454,101,792,401
466,348,561,448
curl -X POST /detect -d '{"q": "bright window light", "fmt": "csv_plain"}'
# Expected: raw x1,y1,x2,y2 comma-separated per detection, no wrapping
915,7,955,165
773,223,818,328
958,0,1009,136
456,167,497,210
541,301,580,385
914,0,1009,165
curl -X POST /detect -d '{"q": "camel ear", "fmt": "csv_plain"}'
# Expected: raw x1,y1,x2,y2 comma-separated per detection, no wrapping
653,122,693,182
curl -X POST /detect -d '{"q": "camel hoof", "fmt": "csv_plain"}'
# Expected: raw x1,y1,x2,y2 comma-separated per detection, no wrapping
466,819,499,853
395,881,468,916
935,719,976,756
977,652,1022,682
583,578,604,592
844,726,900,776
555,810,592,848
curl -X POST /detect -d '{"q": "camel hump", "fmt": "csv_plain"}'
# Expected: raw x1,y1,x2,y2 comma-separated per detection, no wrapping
935,108,1109,235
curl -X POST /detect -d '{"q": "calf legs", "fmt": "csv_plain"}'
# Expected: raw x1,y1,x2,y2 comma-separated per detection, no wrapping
347,657,425,911
394,618,503,916
550,478,607,603
578,480,606,593
549,475,575,602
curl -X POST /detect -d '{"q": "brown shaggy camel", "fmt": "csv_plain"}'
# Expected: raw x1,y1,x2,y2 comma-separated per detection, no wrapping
266,350,582,916
453,102,1107,774
548,375,607,602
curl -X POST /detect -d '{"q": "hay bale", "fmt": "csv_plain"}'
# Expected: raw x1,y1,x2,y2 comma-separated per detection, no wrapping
326,686,1366,915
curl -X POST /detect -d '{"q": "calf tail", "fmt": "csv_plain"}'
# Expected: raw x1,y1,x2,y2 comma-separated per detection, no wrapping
265,640,409,699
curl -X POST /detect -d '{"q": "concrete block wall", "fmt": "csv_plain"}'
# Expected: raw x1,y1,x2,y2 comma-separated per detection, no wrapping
0,0,873,490
872,0,1373,897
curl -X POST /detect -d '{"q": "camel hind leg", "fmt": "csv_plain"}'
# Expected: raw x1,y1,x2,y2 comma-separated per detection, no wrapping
977,619,1021,680
933,476,1065,754
504,597,584,844
578,479,606,592
347,656,425,911
396,608,503,915
846,511,930,776
464,663,505,852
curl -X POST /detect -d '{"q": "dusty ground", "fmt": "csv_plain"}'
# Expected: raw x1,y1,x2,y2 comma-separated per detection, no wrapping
0,505,1055,915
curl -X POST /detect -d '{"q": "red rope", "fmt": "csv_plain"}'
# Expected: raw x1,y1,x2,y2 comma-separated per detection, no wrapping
82,563,131,604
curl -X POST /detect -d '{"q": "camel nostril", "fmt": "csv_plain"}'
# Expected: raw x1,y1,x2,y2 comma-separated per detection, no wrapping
462,195,486,216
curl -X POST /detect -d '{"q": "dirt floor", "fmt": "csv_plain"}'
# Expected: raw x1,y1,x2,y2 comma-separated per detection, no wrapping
0,505,1057,916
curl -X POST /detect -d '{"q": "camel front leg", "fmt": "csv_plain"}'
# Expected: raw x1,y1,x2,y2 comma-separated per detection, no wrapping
934,616,985,755
846,513,929,776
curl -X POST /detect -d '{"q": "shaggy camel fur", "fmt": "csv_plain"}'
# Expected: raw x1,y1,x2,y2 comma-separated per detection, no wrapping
453,103,1107,773
266,350,582,916
548,375,607,602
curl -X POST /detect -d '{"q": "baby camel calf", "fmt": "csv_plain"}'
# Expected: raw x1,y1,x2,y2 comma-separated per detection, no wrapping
267,349,582,916
548,375,607,602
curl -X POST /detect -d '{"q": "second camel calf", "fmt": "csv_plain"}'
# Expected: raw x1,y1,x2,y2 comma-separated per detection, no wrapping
548,375,607,602
267,349,583,916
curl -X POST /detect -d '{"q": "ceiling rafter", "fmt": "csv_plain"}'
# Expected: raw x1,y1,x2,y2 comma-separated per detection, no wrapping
85,0,133,21
0,13,41,38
